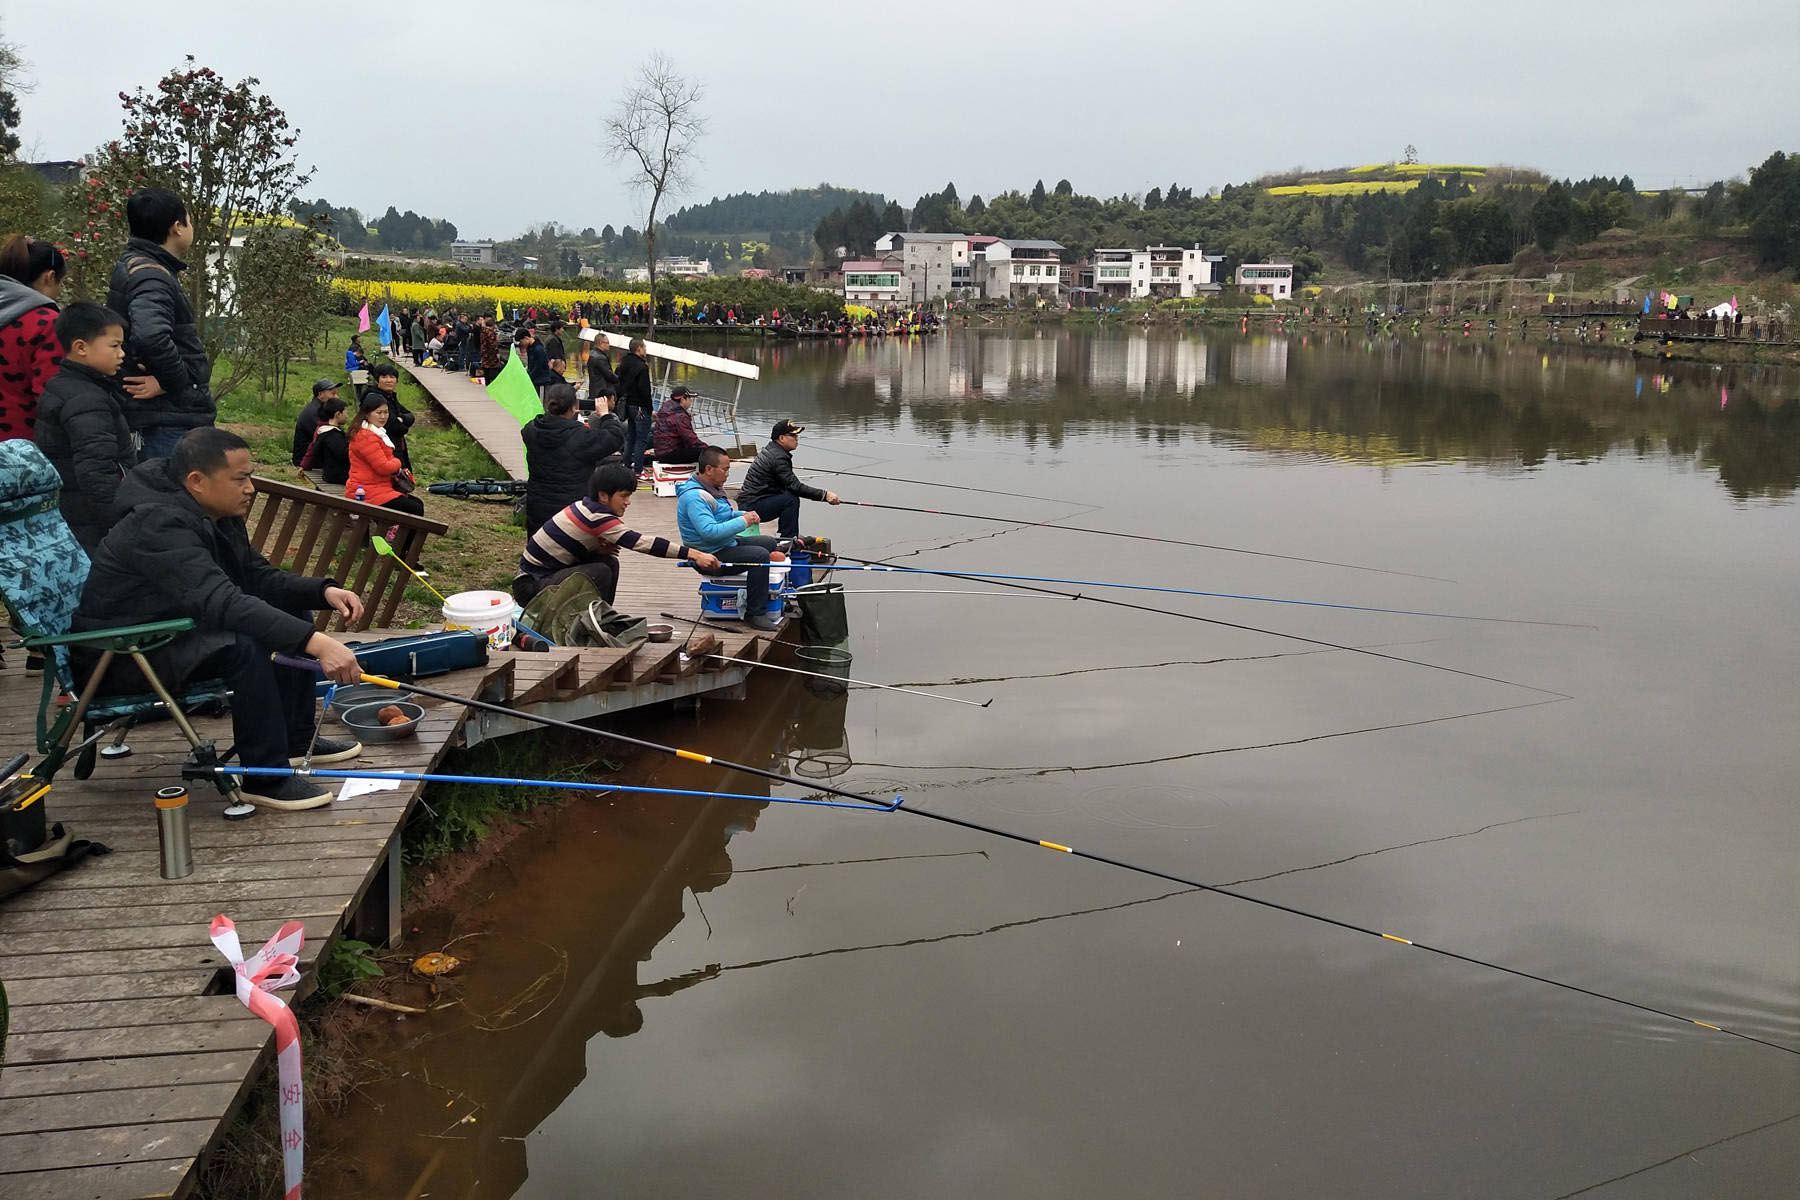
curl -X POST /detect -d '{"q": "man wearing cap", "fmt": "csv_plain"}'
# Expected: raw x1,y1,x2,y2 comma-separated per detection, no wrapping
291,378,341,467
735,419,839,539
651,385,706,466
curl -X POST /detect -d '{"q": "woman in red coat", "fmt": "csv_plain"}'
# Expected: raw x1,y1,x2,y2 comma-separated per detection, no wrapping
345,390,425,515
0,235,66,441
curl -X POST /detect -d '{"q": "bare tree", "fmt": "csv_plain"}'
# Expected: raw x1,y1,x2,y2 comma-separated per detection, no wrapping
604,53,704,332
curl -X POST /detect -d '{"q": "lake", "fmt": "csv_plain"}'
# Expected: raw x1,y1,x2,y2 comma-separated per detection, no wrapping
312,327,1800,1199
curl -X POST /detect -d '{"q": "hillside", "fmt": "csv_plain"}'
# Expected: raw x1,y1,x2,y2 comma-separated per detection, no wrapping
664,185,885,235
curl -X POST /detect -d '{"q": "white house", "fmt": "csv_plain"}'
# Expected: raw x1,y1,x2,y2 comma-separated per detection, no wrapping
1236,262,1294,299
1093,244,1222,299
876,232,977,300
978,238,1064,302
658,256,714,278
450,240,496,265
841,260,905,304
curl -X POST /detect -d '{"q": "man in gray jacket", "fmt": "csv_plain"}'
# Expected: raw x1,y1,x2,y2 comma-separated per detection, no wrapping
107,188,215,458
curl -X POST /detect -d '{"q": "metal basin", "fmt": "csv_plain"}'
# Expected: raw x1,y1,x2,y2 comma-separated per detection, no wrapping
339,700,424,742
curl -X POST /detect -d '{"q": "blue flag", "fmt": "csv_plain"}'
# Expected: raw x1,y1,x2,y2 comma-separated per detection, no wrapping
1642,295,1650,315
377,305,392,349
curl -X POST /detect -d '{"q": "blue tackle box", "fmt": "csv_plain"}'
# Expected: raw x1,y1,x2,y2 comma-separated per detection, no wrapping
698,579,786,620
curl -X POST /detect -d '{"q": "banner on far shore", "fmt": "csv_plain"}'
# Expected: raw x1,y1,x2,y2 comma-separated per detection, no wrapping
487,348,542,427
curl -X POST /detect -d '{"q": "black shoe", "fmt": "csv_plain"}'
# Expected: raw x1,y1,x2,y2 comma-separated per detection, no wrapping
241,775,334,811
24,650,44,676
290,736,362,767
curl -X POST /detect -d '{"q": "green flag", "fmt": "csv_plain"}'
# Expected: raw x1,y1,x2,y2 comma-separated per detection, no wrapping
487,348,542,427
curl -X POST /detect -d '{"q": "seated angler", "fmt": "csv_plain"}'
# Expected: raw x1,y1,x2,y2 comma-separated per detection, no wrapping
674,445,781,631
650,385,706,467
70,428,367,811
513,462,719,606
735,418,838,541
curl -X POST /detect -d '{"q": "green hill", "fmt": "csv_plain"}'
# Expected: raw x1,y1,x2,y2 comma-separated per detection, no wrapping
664,185,885,235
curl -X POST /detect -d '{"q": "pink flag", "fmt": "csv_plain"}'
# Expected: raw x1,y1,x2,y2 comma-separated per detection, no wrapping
357,302,371,333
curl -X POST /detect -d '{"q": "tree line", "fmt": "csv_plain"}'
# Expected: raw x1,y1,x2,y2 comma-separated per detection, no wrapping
665,184,885,235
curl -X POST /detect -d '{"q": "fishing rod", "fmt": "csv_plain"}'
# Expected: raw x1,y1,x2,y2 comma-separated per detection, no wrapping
831,556,1571,700
654,612,993,706
188,764,899,813
841,500,1455,583
806,467,1066,505
705,651,994,709
682,562,1583,629
267,655,1788,1057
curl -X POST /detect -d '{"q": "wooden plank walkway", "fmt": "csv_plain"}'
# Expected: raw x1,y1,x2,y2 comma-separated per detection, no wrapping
0,628,787,1198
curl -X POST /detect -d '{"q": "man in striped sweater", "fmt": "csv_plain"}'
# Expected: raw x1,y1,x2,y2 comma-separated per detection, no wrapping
512,462,720,605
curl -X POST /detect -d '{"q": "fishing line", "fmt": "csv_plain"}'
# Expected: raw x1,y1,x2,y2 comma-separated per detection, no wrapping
264,657,1785,1057
842,500,1455,583
814,563,1585,628
834,556,1572,701
807,467,1067,505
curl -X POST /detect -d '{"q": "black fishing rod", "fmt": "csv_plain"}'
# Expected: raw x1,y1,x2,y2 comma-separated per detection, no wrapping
833,555,1571,700
842,500,1455,583
807,467,1066,505
268,654,1790,1057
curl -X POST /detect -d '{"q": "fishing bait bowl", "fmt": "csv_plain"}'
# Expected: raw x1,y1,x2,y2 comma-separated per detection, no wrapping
339,701,425,743
646,623,675,642
794,645,853,697
327,684,397,722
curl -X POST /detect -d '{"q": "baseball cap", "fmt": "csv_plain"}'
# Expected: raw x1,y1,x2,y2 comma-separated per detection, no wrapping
311,378,339,395
671,386,696,399
772,419,805,438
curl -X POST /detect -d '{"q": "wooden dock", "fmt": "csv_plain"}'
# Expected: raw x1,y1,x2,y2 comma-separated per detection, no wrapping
0,452,807,1195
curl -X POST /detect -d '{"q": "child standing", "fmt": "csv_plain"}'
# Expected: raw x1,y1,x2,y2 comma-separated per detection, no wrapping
34,302,137,551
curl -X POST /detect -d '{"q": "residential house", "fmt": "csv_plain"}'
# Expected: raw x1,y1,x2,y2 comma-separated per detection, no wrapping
451,240,496,265
977,238,1065,303
841,260,905,304
1093,245,1222,299
1236,262,1294,299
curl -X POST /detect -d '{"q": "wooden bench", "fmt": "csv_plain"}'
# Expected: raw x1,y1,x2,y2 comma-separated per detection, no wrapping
249,476,449,631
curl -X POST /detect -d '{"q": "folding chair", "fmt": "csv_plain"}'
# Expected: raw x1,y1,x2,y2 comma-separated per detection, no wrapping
0,442,251,816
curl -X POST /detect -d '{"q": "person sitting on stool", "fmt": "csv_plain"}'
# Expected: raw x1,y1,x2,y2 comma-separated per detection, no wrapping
513,462,719,605
675,445,781,631
70,427,366,812
651,385,706,467
735,418,838,540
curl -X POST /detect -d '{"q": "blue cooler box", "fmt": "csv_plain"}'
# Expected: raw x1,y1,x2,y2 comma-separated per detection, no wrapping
699,579,786,620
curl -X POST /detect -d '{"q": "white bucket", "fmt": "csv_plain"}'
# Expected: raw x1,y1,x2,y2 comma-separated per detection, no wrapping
442,589,515,651
769,561,790,591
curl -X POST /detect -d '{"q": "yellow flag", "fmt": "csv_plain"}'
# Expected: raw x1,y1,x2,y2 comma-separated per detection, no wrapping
1547,292,1555,302
495,298,504,321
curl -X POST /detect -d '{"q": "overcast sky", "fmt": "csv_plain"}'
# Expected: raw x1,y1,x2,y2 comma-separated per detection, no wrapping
11,1,1798,240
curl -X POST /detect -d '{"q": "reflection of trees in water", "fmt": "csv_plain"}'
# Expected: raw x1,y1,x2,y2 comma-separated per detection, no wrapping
1702,399,1800,500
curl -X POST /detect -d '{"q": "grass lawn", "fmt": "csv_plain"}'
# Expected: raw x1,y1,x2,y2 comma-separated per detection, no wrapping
214,317,524,626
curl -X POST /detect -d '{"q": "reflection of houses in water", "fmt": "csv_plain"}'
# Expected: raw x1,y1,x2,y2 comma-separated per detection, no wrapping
832,335,1056,402
1085,334,1216,394
1230,336,1290,385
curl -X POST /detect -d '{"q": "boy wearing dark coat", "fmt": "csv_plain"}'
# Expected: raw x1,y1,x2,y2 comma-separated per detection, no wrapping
33,303,137,551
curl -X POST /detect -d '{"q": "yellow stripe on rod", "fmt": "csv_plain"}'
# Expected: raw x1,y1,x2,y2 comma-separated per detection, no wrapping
361,674,404,689
1039,840,1073,853
1381,933,1413,945
1693,1020,1722,1031
676,749,713,764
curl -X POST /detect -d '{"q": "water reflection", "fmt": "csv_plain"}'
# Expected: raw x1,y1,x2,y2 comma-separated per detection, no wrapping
728,329,1800,498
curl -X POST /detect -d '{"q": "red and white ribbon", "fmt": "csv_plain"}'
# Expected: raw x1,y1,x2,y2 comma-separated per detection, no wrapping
210,915,306,1200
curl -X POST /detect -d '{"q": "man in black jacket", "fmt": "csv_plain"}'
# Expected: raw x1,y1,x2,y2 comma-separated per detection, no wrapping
34,303,137,551
736,420,839,539
520,382,624,533
290,378,341,466
71,428,368,812
107,189,214,459
585,332,618,408
616,337,654,472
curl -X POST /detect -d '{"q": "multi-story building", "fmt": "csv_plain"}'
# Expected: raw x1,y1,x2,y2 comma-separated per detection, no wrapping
1236,262,1294,299
875,232,978,301
1093,245,1222,299
657,256,714,279
978,238,1065,302
841,260,905,304
451,240,496,265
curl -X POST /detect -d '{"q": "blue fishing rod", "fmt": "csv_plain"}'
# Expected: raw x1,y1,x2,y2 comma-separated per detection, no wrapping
192,765,901,813
682,561,1586,629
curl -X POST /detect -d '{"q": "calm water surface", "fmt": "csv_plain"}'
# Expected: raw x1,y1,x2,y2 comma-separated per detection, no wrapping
316,329,1800,1199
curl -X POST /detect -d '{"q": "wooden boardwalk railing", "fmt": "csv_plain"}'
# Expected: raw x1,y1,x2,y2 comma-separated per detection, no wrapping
248,477,449,632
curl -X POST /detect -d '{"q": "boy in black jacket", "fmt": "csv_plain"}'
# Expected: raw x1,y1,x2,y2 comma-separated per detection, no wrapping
71,428,369,812
34,303,137,551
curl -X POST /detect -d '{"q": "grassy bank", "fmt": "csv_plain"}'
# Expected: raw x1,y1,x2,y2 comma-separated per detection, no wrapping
215,317,524,625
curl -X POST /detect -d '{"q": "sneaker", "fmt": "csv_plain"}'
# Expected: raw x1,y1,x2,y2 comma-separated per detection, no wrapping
290,736,362,767
241,774,334,812
746,612,783,632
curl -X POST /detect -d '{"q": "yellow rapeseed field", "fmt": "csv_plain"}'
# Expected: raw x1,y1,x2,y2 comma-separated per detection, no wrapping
332,279,695,314
1265,180,1420,196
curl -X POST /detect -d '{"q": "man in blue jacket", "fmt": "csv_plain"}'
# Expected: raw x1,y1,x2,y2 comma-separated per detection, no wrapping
674,446,781,630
